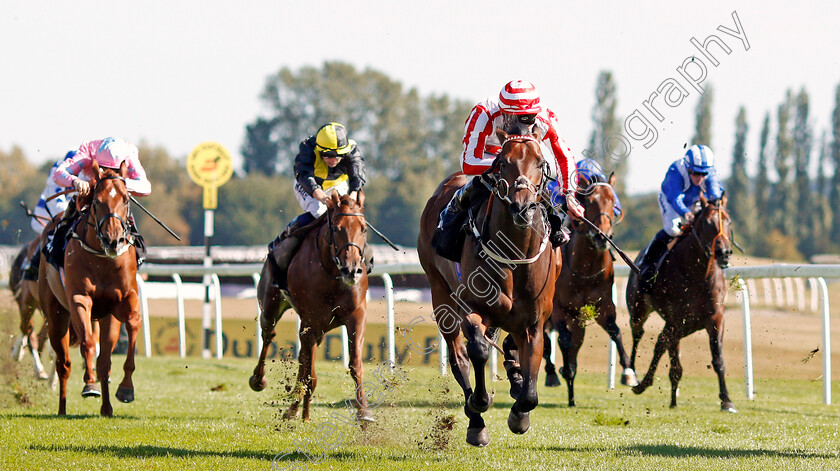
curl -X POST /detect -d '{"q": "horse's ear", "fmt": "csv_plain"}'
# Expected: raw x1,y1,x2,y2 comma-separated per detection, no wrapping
496,128,509,143
329,191,340,207
119,160,129,178
531,128,542,141
91,159,101,181
356,190,365,209
720,191,727,207
699,194,708,207
608,172,616,187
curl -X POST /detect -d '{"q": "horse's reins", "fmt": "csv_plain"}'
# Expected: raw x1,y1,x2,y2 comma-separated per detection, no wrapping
325,207,367,276
72,175,132,258
474,135,551,265
689,202,731,261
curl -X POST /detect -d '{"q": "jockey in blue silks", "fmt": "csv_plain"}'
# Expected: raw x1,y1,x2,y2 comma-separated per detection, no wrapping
637,144,724,290
546,158,623,242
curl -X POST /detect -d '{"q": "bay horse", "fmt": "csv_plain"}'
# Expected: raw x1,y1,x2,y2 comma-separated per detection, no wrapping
544,173,638,407
9,236,50,380
626,195,735,412
38,161,142,416
250,192,373,423
417,129,560,447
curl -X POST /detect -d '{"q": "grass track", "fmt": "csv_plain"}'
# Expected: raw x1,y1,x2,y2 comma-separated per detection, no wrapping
2,350,840,470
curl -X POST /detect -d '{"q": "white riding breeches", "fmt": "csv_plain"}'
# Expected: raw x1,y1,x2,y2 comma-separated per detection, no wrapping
294,180,350,218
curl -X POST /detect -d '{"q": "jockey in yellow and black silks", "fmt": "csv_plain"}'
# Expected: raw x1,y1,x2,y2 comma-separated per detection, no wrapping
267,122,367,290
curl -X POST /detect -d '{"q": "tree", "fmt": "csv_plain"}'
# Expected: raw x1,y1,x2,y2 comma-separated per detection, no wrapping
831,83,840,245
213,174,298,245
691,84,714,147
792,88,814,256
134,143,197,246
586,71,627,196
242,117,281,175
753,113,772,258
242,61,473,246
728,106,752,246
814,131,833,253
773,90,796,237
0,146,42,244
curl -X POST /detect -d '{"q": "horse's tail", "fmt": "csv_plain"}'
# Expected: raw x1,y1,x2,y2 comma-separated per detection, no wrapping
8,245,27,295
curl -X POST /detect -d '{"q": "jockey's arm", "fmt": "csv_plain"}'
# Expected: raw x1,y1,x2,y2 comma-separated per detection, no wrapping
661,166,691,215
461,105,498,175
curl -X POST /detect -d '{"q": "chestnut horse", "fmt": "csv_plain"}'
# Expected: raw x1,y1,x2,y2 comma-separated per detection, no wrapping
38,161,142,416
418,130,560,447
250,192,373,423
9,236,50,380
627,195,735,412
544,174,638,407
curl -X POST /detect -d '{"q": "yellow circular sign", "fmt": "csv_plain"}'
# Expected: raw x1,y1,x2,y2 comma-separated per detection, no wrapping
187,142,233,188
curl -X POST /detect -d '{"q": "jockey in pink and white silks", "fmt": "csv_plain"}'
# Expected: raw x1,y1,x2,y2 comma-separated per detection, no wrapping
45,137,151,268
435,80,584,249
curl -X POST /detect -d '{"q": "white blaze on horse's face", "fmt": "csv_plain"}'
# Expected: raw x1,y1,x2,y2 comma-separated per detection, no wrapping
93,175,131,259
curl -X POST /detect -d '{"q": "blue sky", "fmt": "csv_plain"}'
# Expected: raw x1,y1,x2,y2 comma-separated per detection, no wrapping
1,1,838,194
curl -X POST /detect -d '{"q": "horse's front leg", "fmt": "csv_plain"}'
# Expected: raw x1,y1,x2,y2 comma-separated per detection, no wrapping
597,302,638,387
508,322,544,435
68,294,100,398
707,316,736,413
345,309,374,424
115,293,141,404
250,267,290,392
503,333,523,398
96,315,121,417
462,313,492,415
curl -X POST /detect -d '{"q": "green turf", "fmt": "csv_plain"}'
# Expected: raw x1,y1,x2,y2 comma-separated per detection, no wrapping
2,346,839,471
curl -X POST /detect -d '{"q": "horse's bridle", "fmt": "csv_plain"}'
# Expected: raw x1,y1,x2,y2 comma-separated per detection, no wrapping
689,202,732,261
325,207,366,273
74,175,132,257
489,135,551,209
571,182,616,239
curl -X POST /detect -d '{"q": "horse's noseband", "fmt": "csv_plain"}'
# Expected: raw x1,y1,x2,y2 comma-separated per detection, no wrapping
326,210,366,275
90,175,131,253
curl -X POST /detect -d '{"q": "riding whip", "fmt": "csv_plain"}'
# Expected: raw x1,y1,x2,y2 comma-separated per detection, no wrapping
366,221,400,251
571,211,640,274
129,196,182,241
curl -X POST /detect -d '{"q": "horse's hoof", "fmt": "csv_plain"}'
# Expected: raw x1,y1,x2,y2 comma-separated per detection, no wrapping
116,387,134,403
249,375,267,392
357,408,375,423
544,373,561,387
466,427,490,447
81,383,101,398
721,402,738,413
507,408,530,434
467,392,493,414
621,368,639,387
37,370,49,381
631,384,646,395
282,408,299,420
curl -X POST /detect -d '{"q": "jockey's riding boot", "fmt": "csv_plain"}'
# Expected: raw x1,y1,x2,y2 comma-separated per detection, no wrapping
435,176,490,234
268,213,315,290
545,203,571,247
23,249,40,281
128,217,146,267
638,229,672,291
45,198,78,268
364,244,374,275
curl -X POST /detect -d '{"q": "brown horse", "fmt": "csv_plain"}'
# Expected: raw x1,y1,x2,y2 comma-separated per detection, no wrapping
39,161,142,416
544,174,638,407
9,236,50,380
418,130,560,447
250,192,373,423
627,195,735,412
